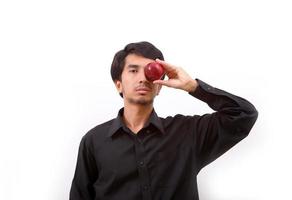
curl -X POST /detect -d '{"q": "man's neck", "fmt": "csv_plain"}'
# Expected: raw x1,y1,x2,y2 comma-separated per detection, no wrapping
122,103,153,134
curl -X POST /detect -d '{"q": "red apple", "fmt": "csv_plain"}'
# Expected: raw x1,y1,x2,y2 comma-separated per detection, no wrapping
144,62,165,82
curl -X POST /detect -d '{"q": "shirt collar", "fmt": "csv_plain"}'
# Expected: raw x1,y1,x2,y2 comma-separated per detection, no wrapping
107,107,165,138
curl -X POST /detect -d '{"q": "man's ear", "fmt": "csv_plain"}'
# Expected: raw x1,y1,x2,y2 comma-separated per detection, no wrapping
114,80,123,94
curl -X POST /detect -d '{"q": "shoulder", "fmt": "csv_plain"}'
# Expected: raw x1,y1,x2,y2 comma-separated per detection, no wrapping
81,118,115,144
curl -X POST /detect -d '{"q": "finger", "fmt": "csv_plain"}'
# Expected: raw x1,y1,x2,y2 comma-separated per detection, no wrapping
153,79,172,87
155,58,177,72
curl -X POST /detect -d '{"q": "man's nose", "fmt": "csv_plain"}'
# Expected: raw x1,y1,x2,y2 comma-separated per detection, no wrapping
138,68,148,83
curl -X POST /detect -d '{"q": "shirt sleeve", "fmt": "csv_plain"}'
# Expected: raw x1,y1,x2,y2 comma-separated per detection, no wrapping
70,135,98,200
188,79,258,170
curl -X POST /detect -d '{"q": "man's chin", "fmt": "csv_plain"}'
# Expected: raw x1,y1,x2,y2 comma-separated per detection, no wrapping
127,97,154,106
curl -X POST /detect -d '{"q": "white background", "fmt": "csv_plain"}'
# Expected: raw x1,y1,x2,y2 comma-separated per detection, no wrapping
0,0,291,199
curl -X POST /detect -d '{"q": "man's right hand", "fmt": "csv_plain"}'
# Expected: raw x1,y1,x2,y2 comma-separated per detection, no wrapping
153,59,198,93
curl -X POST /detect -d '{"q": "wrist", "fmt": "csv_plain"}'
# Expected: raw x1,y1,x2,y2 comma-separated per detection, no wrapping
185,79,198,92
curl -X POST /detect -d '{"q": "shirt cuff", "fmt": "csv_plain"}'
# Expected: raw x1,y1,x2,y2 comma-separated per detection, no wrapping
188,79,216,100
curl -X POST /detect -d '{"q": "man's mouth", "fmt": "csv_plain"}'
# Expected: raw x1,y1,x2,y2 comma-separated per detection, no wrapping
135,85,152,94
136,87,151,91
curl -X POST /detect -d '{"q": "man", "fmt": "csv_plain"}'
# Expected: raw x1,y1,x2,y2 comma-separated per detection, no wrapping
70,41,258,200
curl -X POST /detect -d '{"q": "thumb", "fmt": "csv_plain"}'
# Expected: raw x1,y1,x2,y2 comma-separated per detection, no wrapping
153,79,172,87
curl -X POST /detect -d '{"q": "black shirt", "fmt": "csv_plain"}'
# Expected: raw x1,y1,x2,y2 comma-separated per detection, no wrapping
69,79,258,200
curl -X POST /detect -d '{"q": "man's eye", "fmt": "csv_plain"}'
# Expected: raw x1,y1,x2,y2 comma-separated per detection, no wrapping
129,69,138,73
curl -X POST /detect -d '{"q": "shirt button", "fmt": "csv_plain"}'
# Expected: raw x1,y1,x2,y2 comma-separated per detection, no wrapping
146,130,151,134
139,161,144,166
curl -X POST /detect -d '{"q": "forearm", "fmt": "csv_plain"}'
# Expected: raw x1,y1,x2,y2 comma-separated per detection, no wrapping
190,79,258,114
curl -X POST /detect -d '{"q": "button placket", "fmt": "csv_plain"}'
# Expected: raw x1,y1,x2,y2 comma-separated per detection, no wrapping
134,138,151,199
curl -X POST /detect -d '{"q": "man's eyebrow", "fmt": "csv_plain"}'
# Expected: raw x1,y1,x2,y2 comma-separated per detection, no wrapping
127,64,140,68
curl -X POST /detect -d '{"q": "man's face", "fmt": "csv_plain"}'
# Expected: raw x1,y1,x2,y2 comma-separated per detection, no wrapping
115,54,162,105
